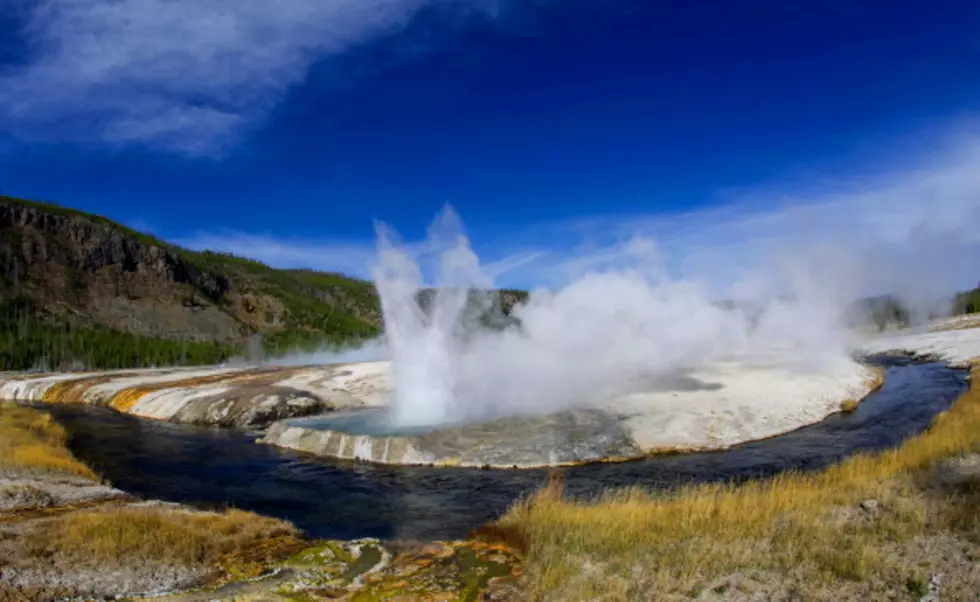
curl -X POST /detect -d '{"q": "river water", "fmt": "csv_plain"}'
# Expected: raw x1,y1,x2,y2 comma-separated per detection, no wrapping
43,358,966,541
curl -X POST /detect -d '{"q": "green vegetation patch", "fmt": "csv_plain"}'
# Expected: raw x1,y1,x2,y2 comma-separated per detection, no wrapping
0,297,237,371
275,540,520,601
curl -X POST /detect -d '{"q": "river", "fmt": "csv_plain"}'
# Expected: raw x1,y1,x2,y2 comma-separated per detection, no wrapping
43,357,966,541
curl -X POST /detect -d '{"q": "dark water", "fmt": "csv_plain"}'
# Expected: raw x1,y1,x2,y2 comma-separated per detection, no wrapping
44,358,966,541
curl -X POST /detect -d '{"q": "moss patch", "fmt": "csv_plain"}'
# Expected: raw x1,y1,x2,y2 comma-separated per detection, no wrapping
272,540,521,601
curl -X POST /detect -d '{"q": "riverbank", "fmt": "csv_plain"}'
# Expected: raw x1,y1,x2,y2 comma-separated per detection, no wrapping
0,403,522,601
0,403,307,599
493,361,980,600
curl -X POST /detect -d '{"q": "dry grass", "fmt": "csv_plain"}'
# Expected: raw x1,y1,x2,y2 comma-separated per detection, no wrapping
0,405,304,591
22,505,304,579
495,367,980,599
0,403,97,480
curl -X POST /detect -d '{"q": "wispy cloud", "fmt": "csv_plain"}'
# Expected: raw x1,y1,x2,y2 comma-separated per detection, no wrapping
176,231,380,277
0,0,478,155
178,228,549,284
177,131,980,303
497,135,980,299
482,250,549,280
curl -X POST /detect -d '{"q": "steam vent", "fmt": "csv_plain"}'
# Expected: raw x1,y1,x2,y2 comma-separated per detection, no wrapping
259,357,884,469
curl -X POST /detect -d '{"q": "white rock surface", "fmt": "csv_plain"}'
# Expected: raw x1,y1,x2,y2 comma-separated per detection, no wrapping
78,367,238,404
276,361,393,407
0,363,391,425
599,356,875,451
0,355,879,454
859,325,980,367
130,384,236,420
0,366,229,403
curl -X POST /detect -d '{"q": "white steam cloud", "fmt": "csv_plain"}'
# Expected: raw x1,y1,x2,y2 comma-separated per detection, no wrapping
269,338,388,368
374,206,854,427
371,133,980,426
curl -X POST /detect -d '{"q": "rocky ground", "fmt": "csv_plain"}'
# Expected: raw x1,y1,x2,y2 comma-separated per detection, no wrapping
0,498,523,601
159,539,523,602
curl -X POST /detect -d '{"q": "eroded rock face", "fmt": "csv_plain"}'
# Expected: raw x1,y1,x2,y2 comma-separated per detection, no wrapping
261,409,643,468
0,362,392,428
0,199,239,340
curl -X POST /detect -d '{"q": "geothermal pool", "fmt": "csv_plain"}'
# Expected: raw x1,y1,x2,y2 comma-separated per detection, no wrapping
44,357,965,541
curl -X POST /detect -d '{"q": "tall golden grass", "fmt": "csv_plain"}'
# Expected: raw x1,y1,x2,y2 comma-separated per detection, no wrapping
23,505,303,578
496,366,980,599
0,403,98,480
1,404,304,584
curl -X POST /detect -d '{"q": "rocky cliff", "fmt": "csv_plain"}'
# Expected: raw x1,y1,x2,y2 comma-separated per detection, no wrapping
0,196,528,370
0,196,384,368
2,198,238,339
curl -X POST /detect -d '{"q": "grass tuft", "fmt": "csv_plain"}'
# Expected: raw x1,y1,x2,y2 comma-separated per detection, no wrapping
0,403,98,480
24,505,304,579
495,366,980,598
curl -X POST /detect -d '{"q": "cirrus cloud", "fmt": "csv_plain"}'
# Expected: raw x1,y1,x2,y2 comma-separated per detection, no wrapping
0,0,485,155
176,133,980,300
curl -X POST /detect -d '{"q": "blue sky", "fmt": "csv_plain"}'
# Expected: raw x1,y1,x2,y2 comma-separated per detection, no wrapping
0,0,979,290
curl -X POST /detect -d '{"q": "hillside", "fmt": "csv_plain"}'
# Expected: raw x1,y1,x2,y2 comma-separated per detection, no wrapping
0,196,390,370
0,196,531,371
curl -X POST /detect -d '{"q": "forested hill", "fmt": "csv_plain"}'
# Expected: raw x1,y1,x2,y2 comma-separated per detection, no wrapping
0,196,527,371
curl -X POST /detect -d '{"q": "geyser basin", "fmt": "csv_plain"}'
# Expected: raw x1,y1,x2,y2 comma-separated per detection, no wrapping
261,408,642,468
260,356,882,468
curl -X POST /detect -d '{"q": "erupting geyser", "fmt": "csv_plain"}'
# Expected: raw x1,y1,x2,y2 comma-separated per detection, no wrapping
372,208,491,428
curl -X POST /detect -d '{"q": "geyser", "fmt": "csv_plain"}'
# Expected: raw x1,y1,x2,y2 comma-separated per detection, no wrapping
371,206,864,431
372,208,492,427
